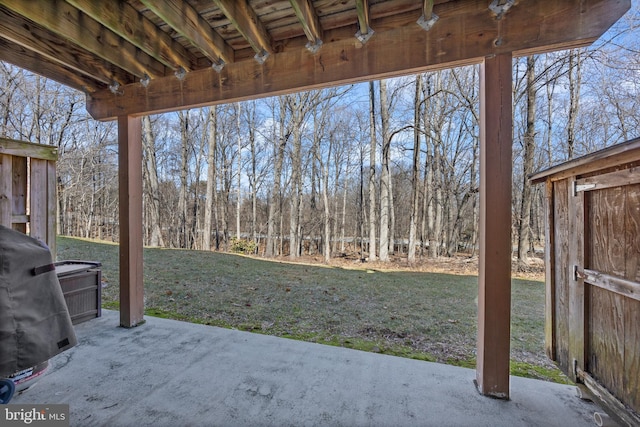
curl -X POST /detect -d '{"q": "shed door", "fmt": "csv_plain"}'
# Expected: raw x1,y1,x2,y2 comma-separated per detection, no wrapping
573,169,640,420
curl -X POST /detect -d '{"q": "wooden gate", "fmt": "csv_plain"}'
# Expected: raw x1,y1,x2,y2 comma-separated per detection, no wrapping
532,139,640,426
0,137,58,255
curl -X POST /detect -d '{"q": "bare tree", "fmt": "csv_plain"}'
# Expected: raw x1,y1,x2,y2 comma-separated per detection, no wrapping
379,79,391,262
517,56,537,268
423,74,443,258
235,103,242,240
368,81,378,261
142,115,165,247
176,111,191,248
567,49,582,159
266,98,288,257
408,75,422,263
203,106,218,250
286,92,323,258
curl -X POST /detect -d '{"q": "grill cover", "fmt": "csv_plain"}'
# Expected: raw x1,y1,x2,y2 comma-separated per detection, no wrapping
0,226,77,377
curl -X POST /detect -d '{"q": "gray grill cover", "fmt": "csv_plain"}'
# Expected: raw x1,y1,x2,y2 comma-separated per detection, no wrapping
0,226,77,377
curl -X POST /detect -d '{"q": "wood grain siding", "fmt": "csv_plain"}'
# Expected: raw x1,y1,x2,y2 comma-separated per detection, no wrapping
0,155,11,226
533,139,640,419
588,186,640,414
627,187,640,413
11,155,26,234
627,297,640,413
0,140,58,254
553,179,570,373
544,180,556,360
568,177,586,380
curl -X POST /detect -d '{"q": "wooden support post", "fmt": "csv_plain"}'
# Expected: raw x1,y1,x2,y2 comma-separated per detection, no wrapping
118,115,144,328
544,180,556,360
476,53,512,399
567,176,585,381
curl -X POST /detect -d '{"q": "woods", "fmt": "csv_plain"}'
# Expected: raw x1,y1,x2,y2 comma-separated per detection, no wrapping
0,11,638,266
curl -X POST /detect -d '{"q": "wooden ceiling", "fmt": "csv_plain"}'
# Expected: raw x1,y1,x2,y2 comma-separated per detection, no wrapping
0,0,630,120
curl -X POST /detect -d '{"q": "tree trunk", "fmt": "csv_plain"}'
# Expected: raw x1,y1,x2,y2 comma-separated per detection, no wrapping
266,99,287,257
379,79,391,262
517,56,537,268
177,111,190,248
236,103,242,240
247,104,258,247
567,49,582,159
203,106,217,250
408,75,422,263
142,115,165,247
368,81,377,261
423,75,441,258
322,159,331,263
289,97,303,259
340,177,347,254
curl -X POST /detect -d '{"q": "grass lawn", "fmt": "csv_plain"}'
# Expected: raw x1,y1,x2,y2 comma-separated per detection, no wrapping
57,236,568,383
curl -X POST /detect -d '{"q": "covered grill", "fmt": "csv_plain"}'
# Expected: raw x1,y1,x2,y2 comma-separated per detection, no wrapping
0,225,77,384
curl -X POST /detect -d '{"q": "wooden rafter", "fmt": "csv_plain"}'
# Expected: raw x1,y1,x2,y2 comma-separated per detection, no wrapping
86,0,629,120
214,0,274,57
423,0,435,18
355,0,372,40
140,0,233,66
417,0,439,31
0,6,132,87
289,0,323,49
0,0,167,80
66,0,197,72
0,37,101,93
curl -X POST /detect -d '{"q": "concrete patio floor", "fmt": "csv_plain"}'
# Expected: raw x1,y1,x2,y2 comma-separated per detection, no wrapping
12,310,604,426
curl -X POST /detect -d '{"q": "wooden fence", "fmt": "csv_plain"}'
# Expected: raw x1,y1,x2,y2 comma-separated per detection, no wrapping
531,138,640,426
0,137,58,255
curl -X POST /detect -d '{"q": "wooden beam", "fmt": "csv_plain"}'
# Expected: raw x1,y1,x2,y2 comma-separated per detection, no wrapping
289,0,323,47
0,137,58,161
141,0,233,66
0,0,166,79
476,52,512,399
577,368,640,427
46,159,56,257
0,36,103,93
214,0,273,57
0,154,11,227
581,268,640,302
66,0,197,72
575,166,640,193
118,116,144,328
544,180,556,360
531,137,640,183
0,6,132,86
86,0,630,120
29,158,48,244
567,176,585,383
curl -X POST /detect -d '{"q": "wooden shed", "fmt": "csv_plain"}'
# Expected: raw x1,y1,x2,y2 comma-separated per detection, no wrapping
531,138,640,426
0,137,58,255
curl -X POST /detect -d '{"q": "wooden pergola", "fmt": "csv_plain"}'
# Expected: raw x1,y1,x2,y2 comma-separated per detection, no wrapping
0,0,630,399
